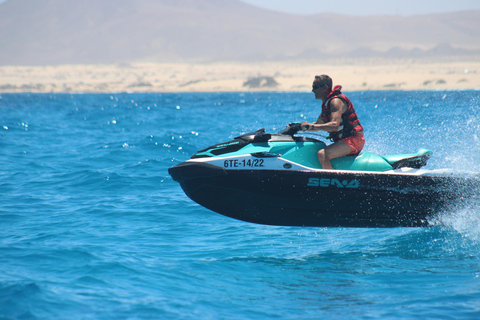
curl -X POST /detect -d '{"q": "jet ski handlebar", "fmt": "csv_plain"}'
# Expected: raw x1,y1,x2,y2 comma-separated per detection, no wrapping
278,122,303,136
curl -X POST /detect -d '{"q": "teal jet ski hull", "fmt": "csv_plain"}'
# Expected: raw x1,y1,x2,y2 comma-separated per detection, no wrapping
169,125,479,227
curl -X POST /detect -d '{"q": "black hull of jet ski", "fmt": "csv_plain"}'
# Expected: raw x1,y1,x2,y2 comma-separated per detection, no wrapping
168,161,472,228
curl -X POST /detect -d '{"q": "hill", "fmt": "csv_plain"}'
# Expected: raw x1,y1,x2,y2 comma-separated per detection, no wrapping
0,0,479,65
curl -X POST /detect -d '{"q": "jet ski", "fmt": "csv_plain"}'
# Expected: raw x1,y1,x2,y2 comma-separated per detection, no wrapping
168,123,480,227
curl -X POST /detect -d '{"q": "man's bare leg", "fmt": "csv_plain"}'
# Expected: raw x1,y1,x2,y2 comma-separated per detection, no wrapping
317,140,352,169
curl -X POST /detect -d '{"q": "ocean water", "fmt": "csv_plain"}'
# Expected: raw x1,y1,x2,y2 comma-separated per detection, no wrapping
1,91,480,319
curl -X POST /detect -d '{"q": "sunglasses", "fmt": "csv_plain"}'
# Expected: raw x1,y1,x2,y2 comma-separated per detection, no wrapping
312,84,325,91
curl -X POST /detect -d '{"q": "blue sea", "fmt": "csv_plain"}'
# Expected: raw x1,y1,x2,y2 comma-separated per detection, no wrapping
1,91,480,319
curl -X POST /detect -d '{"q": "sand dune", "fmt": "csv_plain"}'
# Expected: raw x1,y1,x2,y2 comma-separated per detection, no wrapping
1,60,479,93
1,1,479,65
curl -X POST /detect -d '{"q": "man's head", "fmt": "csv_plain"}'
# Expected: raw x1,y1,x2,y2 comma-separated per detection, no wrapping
312,74,332,100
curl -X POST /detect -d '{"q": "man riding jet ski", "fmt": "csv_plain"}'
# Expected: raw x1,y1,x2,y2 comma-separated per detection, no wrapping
301,74,365,169
168,75,480,227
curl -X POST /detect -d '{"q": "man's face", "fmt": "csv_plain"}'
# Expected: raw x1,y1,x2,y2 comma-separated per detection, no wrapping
312,83,327,100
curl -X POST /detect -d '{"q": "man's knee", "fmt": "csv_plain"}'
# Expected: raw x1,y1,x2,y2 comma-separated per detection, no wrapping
317,149,328,161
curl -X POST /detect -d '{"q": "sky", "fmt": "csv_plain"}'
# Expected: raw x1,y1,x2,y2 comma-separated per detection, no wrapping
240,0,480,16
0,0,479,16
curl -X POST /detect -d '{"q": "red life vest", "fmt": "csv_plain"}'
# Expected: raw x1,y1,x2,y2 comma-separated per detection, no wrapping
321,85,363,142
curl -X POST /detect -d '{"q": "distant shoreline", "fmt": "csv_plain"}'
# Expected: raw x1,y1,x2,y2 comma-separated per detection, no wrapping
1,60,479,93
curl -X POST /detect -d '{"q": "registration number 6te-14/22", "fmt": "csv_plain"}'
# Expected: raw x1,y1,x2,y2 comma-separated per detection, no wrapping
224,159,264,168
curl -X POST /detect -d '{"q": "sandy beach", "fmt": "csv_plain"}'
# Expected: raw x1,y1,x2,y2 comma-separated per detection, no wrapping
1,59,479,93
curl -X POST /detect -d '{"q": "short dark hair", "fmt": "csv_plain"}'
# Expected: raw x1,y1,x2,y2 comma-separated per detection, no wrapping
313,75,332,91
